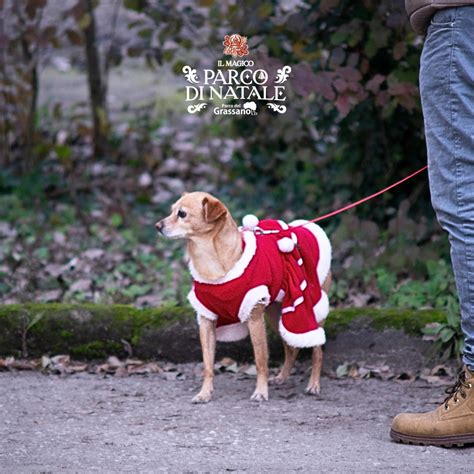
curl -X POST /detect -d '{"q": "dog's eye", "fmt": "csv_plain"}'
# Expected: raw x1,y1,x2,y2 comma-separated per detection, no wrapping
177,209,187,219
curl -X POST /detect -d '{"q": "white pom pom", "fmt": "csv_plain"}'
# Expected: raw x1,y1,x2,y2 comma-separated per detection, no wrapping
242,214,259,230
277,237,295,253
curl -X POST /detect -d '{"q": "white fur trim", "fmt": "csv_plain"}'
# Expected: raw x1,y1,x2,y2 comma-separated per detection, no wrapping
187,289,218,321
279,320,326,348
277,220,289,230
238,285,270,322
297,258,303,266
242,214,259,230
281,296,304,314
291,232,298,244
277,237,295,253
300,280,307,291
313,291,329,323
189,231,257,284
216,322,249,342
289,220,332,284
275,289,285,302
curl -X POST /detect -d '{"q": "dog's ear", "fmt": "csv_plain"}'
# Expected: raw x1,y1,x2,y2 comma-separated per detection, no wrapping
202,196,227,223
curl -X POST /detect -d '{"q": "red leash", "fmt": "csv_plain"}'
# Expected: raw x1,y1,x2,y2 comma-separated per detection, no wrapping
297,164,428,226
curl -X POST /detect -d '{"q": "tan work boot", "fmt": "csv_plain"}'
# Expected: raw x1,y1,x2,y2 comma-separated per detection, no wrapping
390,367,474,447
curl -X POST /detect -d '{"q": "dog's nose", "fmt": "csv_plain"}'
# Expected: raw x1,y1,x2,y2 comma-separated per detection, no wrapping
155,221,164,234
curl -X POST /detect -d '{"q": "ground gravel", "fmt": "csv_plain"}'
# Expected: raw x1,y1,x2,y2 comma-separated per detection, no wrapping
0,366,472,472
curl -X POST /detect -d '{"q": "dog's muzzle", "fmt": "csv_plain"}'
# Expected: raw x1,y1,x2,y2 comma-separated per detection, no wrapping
155,221,165,235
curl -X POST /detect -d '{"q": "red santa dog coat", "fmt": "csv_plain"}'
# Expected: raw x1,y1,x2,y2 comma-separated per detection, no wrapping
187,218,331,348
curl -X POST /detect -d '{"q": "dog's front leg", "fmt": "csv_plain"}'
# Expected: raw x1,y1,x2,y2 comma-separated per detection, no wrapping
192,315,216,404
247,304,269,402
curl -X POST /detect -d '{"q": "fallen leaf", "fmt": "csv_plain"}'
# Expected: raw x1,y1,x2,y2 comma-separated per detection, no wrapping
107,356,123,369
225,363,239,374
394,372,416,383
114,366,128,377
42,355,51,369
96,363,112,374
144,362,162,373
419,374,453,386
69,279,92,293
348,363,359,379
163,371,179,381
336,362,349,378
70,363,88,373
358,367,371,378
7,359,36,370
430,364,454,377
243,365,257,376
215,357,237,371
82,248,104,260
51,354,70,365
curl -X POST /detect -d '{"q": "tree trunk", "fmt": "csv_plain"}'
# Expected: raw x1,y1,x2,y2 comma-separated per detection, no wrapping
82,0,108,158
0,1,8,166
21,37,39,171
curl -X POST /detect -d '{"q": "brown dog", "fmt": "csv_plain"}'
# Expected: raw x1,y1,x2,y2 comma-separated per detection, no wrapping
156,192,332,403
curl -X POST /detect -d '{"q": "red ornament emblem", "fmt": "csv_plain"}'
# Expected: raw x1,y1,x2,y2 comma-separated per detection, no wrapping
223,34,249,57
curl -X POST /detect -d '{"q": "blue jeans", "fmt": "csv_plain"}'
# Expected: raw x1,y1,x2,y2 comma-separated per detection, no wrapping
420,6,474,370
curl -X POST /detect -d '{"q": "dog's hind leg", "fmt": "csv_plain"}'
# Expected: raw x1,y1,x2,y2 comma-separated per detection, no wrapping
304,272,331,395
248,304,269,402
270,342,299,385
265,302,280,333
306,344,323,395
266,302,299,385
192,315,216,404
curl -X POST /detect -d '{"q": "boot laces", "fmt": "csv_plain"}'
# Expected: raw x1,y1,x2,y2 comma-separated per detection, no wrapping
443,369,471,409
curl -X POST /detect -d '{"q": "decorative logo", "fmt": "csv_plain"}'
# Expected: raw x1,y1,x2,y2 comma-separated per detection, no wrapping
181,34,292,116
243,101,257,111
275,66,292,84
187,103,207,114
223,34,249,57
267,103,287,114
182,65,199,84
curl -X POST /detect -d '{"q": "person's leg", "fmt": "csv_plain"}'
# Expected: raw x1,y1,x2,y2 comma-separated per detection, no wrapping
421,7,474,371
390,7,474,447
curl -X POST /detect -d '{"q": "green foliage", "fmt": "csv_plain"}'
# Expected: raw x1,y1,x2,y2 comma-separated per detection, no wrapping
422,298,464,361
374,268,397,299
386,259,456,309
217,0,428,221
110,213,123,228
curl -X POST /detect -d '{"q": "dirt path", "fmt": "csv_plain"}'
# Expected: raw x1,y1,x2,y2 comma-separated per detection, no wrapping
0,366,471,472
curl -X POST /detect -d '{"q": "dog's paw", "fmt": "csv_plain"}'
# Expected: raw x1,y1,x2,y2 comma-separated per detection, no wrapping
269,373,288,386
192,391,212,404
250,389,269,402
304,384,321,396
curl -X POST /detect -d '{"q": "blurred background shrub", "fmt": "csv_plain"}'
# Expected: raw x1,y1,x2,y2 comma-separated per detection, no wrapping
0,0,457,328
